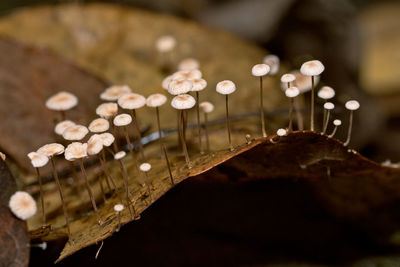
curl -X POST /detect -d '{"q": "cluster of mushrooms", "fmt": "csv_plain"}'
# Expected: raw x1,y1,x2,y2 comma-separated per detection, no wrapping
8,36,360,244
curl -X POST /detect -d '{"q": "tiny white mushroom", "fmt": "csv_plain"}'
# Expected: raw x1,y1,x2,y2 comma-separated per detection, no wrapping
96,103,118,119
117,93,146,110
281,73,296,88
161,75,173,90
87,135,104,156
322,102,335,135
114,151,135,219
344,100,360,146
155,35,176,53
263,55,280,75
191,78,208,153
114,204,124,232
100,85,132,101
37,143,64,157
146,94,167,108
114,151,126,160
285,87,300,133
199,101,214,152
114,114,135,158
178,58,200,71
100,133,115,147
45,91,78,120
168,79,193,95
252,64,270,137
62,125,89,141
139,163,153,202
54,120,76,136
139,163,151,172
9,191,37,220
329,119,342,138
277,128,287,136
172,69,202,81
318,86,335,100
216,80,236,151
88,118,110,133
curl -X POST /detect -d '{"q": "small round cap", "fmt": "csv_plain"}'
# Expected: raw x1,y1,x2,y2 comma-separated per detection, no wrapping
318,86,335,100
172,69,202,81
100,85,132,101
37,143,64,157
199,101,214,113
162,75,173,90
333,119,342,126
139,163,151,172
65,142,88,161
113,113,132,126
96,103,118,119
280,73,296,83
168,79,193,95
178,58,200,71
114,151,126,160
9,191,37,220
87,134,104,155
54,120,76,136
62,125,89,141
285,87,300,98
300,60,325,76
191,78,207,92
291,70,320,93
263,55,280,75
216,80,236,95
45,91,78,111
100,133,115,147
155,35,176,53
114,204,124,212
27,152,49,168
251,64,270,77
146,94,167,107
277,128,287,136
88,118,110,133
171,94,196,110
323,102,335,110
345,100,360,111
118,93,146,110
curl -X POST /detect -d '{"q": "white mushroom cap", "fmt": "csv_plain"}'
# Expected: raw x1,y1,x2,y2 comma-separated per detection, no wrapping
172,69,202,81
54,120,76,136
9,191,37,220
100,85,132,101
37,143,64,157
178,58,200,71
114,151,126,160
168,79,193,95
100,133,115,147
290,70,320,93
65,142,88,161
285,87,300,98
333,119,342,126
118,93,146,110
113,113,132,126
96,103,118,119
277,128,287,136
114,204,124,212
87,134,104,155
62,125,89,141
318,86,335,100
155,35,176,53
191,78,207,92
216,80,236,95
161,75,173,90
27,152,49,168
199,101,214,113
171,94,196,110
139,163,151,172
251,64,270,77
345,100,360,111
280,73,296,83
323,102,335,110
146,94,167,107
88,118,110,133
300,60,325,76
45,91,78,111
263,55,280,75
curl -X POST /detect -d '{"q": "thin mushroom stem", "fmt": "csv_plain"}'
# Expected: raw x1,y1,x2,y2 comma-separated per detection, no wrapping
225,95,233,151
195,91,203,154
35,167,46,226
144,172,153,203
322,109,331,135
156,107,174,185
344,110,354,146
294,98,304,130
179,110,191,168
260,76,267,137
97,175,107,203
97,154,112,192
288,98,294,133
60,110,66,121
117,159,134,220
116,211,121,232
204,113,210,152
310,76,315,131
69,161,81,195
109,118,119,152
129,110,146,161
100,150,117,190
123,126,135,159
50,157,72,241
328,125,338,138
182,110,188,144
322,100,327,133
79,159,102,225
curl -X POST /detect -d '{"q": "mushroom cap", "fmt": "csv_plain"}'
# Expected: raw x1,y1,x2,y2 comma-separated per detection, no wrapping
263,55,280,75
27,152,49,168
333,119,342,126
118,93,146,110
114,204,124,212
199,101,214,113
88,118,110,133
114,151,126,160
300,60,325,76
100,85,132,101
65,142,88,161
290,70,320,93
37,143,64,157
172,69,202,81
54,120,76,136
285,87,300,98
178,58,200,71
277,128,287,136
251,64,270,77
113,113,132,126
216,80,236,95
318,86,335,100
87,134,104,155
155,35,176,52
280,73,296,83
323,102,335,110
139,163,151,172
162,75,173,90
146,93,167,107
62,125,89,141
191,78,207,92
45,91,78,111
168,79,193,95
171,94,196,110
345,100,360,111
100,133,115,147
9,191,37,220
96,103,118,119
